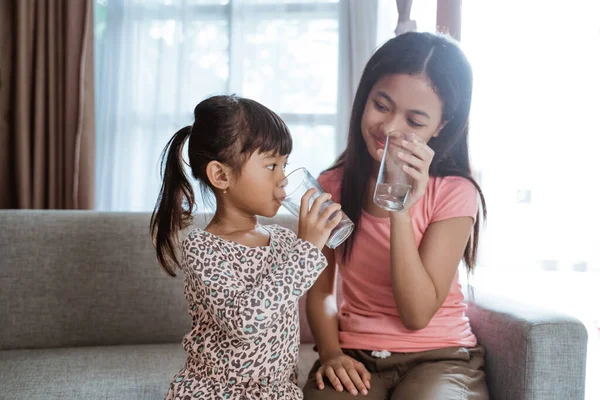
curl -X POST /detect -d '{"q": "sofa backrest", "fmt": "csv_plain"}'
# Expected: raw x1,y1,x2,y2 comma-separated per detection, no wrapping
0,210,330,350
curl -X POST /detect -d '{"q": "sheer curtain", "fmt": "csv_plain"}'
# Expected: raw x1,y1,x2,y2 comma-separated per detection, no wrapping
461,0,600,297
94,0,379,212
462,0,600,275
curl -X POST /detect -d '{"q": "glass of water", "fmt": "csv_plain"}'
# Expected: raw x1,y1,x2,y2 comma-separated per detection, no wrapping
374,132,422,212
281,167,355,249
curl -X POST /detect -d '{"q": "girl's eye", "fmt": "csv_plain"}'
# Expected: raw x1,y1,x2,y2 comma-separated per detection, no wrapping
408,119,425,128
267,164,276,171
374,101,388,112
283,162,289,170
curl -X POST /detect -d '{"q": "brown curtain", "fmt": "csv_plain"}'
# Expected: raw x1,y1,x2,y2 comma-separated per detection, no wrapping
437,0,462,41
0,0,95,209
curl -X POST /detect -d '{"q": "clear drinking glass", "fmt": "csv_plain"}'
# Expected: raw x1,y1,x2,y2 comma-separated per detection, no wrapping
281,167,354,249
374,132,422,212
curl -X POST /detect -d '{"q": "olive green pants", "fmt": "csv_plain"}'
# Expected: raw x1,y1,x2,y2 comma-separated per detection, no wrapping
303,346,488,400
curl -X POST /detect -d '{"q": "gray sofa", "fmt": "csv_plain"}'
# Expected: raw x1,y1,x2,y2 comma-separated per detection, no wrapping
0,211,588,399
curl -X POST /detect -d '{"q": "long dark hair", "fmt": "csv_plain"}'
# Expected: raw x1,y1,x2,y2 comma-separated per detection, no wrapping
150,95,293,276
329,32,487,273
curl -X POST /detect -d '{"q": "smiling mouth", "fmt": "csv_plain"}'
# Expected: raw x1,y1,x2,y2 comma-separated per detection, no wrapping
374,135,387,149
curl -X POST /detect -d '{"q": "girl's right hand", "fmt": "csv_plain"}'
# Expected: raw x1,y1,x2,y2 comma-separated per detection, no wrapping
315,352,371,396
297,188,343,250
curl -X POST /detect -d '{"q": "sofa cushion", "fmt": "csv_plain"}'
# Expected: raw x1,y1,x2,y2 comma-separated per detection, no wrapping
0,343,186,399
0,343,319,399
298,343,320,388
0,211,191,350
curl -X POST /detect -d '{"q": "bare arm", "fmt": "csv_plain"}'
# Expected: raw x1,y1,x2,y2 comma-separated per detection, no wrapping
306,247,342,360
389,212,474,330
306,247,371,395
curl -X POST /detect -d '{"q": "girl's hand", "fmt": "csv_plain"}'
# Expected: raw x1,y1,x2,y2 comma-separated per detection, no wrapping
315,352,371,396
394,136,434,212
297,188,343,250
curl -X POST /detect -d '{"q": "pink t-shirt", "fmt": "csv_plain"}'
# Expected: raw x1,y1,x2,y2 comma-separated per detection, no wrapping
318,168,479,353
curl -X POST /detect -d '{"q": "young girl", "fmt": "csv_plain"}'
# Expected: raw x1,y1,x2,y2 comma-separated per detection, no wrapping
303,32,489,399
151,95,343,399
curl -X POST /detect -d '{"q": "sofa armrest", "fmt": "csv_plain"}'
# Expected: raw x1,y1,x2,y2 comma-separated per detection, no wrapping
466,289,587,400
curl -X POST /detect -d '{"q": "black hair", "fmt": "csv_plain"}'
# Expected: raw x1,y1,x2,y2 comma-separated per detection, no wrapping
328,32,486,273
150,95,292,276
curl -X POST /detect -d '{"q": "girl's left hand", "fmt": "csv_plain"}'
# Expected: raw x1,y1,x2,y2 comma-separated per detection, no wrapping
395,137,434,212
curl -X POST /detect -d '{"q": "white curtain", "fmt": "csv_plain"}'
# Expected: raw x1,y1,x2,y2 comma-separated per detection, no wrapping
461,0,600,275
335,0,379,155
95,0,379,211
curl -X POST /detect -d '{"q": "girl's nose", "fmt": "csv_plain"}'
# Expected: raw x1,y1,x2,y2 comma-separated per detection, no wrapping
277,174,288,189
382,116,408,135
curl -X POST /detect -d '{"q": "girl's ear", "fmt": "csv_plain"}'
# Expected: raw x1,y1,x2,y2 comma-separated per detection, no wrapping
206,161,231,191
433,120,449,138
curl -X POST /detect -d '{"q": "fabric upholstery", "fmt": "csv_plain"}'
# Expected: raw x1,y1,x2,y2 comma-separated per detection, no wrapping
0,210,588,400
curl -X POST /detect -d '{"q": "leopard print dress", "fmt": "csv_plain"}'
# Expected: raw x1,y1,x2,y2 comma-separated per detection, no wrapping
165,224,327,400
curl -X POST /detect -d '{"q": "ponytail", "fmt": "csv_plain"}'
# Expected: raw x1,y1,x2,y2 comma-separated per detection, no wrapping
150,126,195,276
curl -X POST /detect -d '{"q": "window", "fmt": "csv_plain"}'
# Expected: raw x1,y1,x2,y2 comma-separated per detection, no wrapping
94,0,340,211
461,1,600,397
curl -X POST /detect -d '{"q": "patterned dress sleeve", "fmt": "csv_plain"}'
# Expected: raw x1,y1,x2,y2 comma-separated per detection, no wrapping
184,233,327,343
